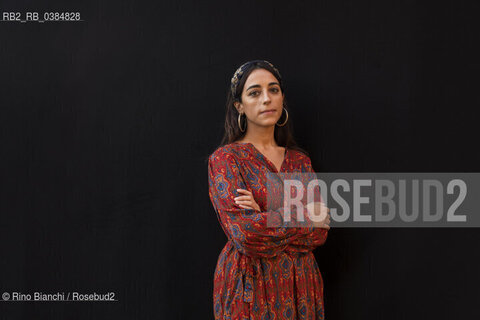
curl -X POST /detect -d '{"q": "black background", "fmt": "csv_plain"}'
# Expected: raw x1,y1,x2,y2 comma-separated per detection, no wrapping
1,0,479,319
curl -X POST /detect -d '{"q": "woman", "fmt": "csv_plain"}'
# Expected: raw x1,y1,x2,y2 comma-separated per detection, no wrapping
208,60,331,319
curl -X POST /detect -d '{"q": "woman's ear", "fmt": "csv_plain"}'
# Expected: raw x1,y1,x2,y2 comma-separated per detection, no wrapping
234,101,243,113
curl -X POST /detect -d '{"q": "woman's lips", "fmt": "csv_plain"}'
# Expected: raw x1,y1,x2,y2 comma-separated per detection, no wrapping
261,110,276,115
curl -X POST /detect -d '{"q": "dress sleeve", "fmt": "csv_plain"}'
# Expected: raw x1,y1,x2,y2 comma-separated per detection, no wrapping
208,150,315,258
285,156,329,253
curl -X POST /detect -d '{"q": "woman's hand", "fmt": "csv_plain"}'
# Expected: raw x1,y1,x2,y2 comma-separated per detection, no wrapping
305,202,331,230
234,189,261,212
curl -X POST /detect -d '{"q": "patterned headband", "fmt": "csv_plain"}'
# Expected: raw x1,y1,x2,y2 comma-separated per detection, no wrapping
230,60,282,98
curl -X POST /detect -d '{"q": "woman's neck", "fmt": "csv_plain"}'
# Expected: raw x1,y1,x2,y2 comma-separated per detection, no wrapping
238,126,278,149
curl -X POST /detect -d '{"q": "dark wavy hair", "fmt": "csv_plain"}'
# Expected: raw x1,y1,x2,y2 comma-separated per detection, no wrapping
217,60,308,156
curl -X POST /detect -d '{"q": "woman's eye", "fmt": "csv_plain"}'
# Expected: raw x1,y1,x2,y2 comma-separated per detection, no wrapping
248,88,279,96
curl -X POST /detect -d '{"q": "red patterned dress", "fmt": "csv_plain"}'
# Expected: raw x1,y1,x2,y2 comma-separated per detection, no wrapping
208,142,329,320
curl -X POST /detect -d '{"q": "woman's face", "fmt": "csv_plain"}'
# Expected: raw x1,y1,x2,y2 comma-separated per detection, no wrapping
235,68,284,128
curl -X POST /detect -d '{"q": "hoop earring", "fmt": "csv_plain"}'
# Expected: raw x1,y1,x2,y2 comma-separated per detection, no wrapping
276,107,289,127
238,113,247,132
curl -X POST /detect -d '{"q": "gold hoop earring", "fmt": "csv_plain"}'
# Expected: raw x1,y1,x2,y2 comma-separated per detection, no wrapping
276,107,289,127
238,113,247,132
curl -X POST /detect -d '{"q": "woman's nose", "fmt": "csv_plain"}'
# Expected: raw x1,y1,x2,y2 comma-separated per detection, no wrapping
262,89,271,103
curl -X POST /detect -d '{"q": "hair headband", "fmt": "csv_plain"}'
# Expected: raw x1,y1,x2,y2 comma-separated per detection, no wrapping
230,60,282,98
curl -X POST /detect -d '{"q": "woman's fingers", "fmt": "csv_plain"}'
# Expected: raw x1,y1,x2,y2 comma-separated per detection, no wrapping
235,190,254,205
311,204,332,229
236,200,253,206
236,189,252,195
234,195,251,201
235,189,260,212
325,213,331,225
234,195,254,204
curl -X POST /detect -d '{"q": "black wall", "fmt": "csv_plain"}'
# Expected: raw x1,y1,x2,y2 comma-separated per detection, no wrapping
1,0,479,319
